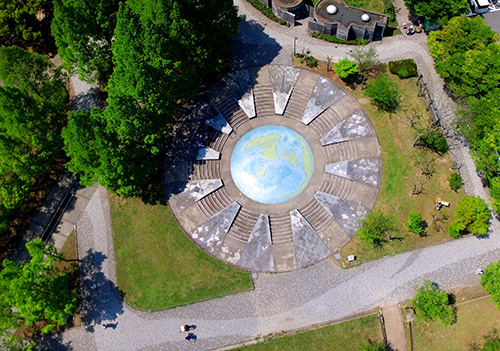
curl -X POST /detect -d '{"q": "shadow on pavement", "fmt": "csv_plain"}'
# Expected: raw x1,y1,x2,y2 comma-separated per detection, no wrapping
35,333,74,351
79,249,124,332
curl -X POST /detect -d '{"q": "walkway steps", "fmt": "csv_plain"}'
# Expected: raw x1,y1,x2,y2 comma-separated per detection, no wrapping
253,84,275,117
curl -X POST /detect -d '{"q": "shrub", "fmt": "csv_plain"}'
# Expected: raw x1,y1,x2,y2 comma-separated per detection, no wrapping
490,176,500,213
365,75,401,112
449,173,462,192
306,55,317,68
418,127,449,154
389,59,418,79
311,32,369,45
334,58,359,79
411,280,454,325
449,196,490,238
481,261,500,310
406,211,427,235
355,211,397,247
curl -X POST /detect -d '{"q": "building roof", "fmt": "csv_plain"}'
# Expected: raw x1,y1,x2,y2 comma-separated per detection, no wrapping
315,0,389,29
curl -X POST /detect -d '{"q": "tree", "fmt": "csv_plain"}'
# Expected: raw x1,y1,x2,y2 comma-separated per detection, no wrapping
428,16,500,98
0,239,77,334
365,75,401,112
0,47,67,233
349,47,380,73
404,0,469,26
410,280,454,325
418,127,449,155
481,260,500,310
356,211,397,247
52,0,120,83
0,0,49,42
406,211,427,235
63,0,240,197
449,196,490,238
334,58,358,79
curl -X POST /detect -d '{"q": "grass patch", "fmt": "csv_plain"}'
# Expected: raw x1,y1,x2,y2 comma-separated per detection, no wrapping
311,32,369,45
231,314,382,351
247,0,287,25
291,57,464,263
111,195,253,310
412,296,500,351
342,74,463,262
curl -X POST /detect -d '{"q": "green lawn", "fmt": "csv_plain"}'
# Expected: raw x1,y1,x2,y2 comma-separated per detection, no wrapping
231,314,382,351
340,73,464,263
312,0,388,14
412,297,500,350
111,195,253,310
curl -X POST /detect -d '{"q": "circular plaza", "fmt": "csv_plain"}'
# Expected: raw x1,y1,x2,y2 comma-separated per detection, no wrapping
167,65,381,272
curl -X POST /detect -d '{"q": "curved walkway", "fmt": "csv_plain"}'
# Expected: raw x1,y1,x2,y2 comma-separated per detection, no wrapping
50,2,500,350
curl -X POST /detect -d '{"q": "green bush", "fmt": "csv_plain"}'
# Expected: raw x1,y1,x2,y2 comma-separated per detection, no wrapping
355,211,397,247
365,75,401,112
449,196,490,238
311,32,369,45
334,58,359,79
389,59,418,79
449,173,462,191
405,211,427,235
247,0,287,25
306,55,317,68
490,176,500,213
411,280,454,325
418,128,449,154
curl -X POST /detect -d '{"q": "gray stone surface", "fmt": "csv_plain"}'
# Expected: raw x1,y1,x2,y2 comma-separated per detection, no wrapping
238,89,257,118
320,110,376,146
238,214,274,272
314,191,368,237
269,65,300,115
290,210,331,268
302,77,345,125
325,157,382,188
196,147,220,160
189,202,241,255
169,179,223,214
205,109,233,134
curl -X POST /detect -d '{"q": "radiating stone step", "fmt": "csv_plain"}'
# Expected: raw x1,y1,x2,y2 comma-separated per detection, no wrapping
320,109,376,146
269,65,300,115
238,214,274,272
302,77,345,125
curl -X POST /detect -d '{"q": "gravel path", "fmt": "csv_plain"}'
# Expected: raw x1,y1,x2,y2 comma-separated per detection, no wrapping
51,2,500,350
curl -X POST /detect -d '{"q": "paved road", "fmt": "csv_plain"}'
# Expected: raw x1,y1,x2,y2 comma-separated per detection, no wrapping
45,2,500,351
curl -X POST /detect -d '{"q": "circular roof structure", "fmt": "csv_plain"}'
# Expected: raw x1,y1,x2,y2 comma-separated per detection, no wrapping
166,66,381,272
361,13,370,22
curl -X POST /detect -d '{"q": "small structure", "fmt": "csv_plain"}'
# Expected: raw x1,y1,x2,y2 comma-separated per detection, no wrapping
272,0,304,25
310,0,390,41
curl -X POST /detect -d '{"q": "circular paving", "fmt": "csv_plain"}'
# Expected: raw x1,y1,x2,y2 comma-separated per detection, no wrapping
167,65,382,272
230,125,314,204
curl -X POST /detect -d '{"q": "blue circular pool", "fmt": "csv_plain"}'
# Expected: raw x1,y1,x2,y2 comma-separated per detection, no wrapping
230,126,314,204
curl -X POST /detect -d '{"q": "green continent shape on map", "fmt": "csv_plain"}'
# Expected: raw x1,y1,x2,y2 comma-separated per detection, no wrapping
257,167,266,177
277,135,313,201
244,133,299,168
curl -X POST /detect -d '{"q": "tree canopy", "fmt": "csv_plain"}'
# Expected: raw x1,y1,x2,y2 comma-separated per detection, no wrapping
449,196,490,238
356,211,397,247
428,16,500,98
404,0,469,26
334,58,358,79
0,0,49,42
62,0,240,197
52,0,120,83
365,75,401,112
481,260,500,310
0,239,77,334
0,46,67,235
410,280,454,325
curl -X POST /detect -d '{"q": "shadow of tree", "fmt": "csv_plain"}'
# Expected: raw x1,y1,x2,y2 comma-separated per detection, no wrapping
35,332,74,351
78,249,124,332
